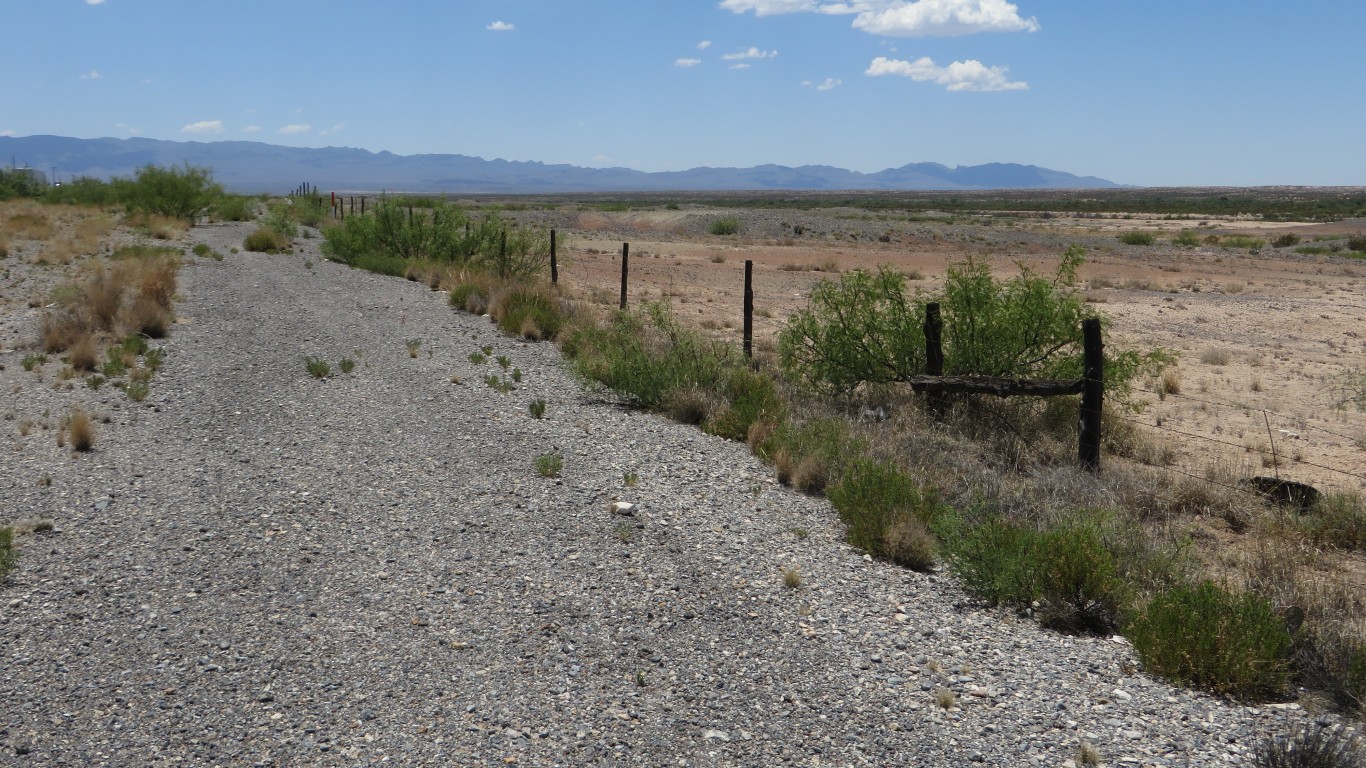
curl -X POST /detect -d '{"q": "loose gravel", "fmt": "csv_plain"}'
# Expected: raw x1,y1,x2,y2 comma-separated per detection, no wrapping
0,222,1339,766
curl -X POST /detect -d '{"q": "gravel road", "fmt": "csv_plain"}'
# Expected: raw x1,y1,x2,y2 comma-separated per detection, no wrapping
0,222,1330,766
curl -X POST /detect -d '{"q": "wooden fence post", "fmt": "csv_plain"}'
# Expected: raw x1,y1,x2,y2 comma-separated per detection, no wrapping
924,302,945,416
619,243,630,310
1079,318,1103,472
550,229,558,285
743,259,754,359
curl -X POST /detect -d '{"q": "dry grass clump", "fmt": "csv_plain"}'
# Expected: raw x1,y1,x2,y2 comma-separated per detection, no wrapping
66,409,95,452
1200,347,1233,366
127,213,188,240
41,312,84,353
3,210,56,241
67,333,98,372
126,295,171,338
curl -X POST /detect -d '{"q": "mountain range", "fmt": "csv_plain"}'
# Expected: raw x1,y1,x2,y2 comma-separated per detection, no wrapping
1,135,1121,194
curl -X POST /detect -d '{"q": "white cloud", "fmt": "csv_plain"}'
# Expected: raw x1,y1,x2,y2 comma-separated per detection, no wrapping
85,0,106,5
243,125,261,133
1,130,17,137
721,46,778,60
487,20,515,31
801,77,843,91
729,63,752,70
865,55,1026,91
719,0,819,15
181,120,224,134
675,58,702,68
114,122,142,136
722,0,1039,37
319,123,346,135
279,124,312,134
79,70,102,80
697,40,712,49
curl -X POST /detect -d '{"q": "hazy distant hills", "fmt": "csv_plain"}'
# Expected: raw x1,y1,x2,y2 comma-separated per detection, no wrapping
1,135,1120,194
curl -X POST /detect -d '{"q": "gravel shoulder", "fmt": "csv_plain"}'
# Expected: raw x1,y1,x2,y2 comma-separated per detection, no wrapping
0,222,1328,766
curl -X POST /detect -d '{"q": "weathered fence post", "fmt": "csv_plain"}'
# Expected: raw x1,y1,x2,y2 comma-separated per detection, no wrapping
743,259,754,359
1079,318,1104,472
550,230,558,285
361,197,366,215
619,243,630,310
924,302,945,416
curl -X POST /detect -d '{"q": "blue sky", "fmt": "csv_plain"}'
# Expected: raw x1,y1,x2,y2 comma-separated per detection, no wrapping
2,0,1363,187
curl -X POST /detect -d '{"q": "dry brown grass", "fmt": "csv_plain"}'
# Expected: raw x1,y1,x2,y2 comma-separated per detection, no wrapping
41,311,83,353
3,209,56,241
125,295,171,337
68,333,98,371
128,213,189,240
67,410,95,452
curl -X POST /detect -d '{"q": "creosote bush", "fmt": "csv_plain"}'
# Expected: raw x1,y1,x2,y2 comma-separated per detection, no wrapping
1126,580,1292,700
937,513,1129,634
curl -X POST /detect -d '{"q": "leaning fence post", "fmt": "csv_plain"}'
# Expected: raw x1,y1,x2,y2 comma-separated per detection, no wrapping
619,243,630,310
1079,318,1104,472
924,302,945,416
743,259,754,359
550,230,558,285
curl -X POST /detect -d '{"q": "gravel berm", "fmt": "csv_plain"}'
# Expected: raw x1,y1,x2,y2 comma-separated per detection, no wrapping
0,222,1325,766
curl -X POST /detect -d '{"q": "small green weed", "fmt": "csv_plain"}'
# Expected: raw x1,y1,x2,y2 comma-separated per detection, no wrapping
623,471,639,486
305,355,330,378
529,398,547,418
535,453,563,478
0,527,17,584
123,380,150,401
85,374,105,389
511,368,522,383
405,339,422,358
21,353,46,371
338,357,356,374
485,374,515,393
1118,231,1155,246
481,344,494,356
496,355,511,370
469,352,487,364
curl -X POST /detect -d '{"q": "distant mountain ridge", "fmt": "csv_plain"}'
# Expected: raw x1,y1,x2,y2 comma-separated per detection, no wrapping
0,135,1121,193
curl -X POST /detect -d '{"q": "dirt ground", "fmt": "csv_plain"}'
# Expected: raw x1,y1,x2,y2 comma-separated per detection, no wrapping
553,208,1366,495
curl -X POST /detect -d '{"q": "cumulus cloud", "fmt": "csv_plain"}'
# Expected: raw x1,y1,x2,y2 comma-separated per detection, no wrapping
279,124,312,134
487,20,515,31
722,0,1039,37
319,123,346,136
243,125,261,133
865,55,1026,91
721,46,778,60
181,120,224,134
697,40,712,49
85,0,106,5
801,77,843,91
79,70,102,80
729,63,752,70
675,58,702,68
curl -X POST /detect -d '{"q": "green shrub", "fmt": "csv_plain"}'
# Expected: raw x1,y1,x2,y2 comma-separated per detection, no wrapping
779,248,1167,400
535,453,563,477
449,283,490,314
1271,233,1301,248
243,227,289,253
44,176,120,206
709,217,742,236
779,267,925,395
1220,235,1266,250
566,303,735,410
1172,230,1203,247
493,288,565,340
529,399,547,419
828,459,944,571
938,514,1128,634
213,195,256,222
1348,236,1366,253
0,527,16,583
1126,580,1292,700
1118,231,1155,246
124,163,222,223
338,358,356,374
703,368,787,441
